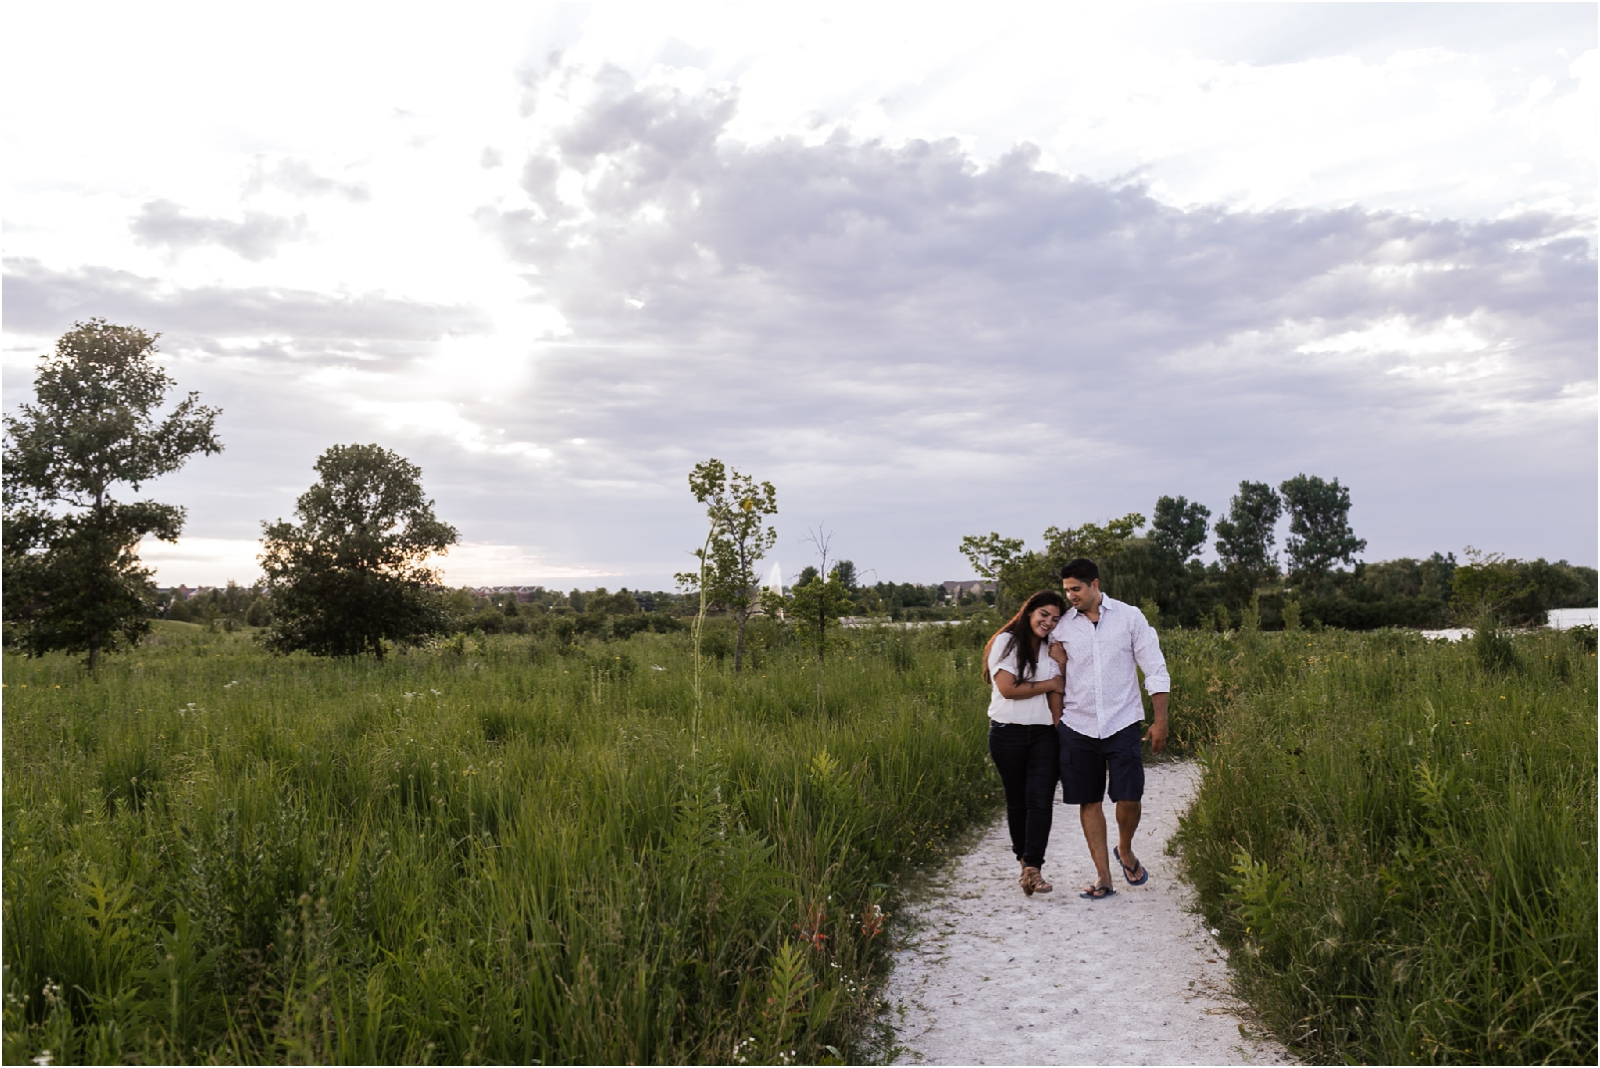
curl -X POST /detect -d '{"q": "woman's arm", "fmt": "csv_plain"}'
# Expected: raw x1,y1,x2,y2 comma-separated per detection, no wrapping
993,670,1064,700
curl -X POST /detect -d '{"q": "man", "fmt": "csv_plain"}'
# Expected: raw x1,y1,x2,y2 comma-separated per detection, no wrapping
1047,557,1170,899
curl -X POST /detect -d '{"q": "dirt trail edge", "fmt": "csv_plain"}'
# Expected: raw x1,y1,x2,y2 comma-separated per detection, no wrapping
883,761,1295,1066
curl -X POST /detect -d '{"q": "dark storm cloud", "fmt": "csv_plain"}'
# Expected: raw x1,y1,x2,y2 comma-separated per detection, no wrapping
2,258,492,347
243,158,371,202
129,199,309,261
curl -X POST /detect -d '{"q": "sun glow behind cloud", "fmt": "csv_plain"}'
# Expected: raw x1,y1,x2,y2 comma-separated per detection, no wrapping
7,2,1597,585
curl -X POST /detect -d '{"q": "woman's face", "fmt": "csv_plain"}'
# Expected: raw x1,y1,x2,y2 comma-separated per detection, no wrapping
1028,603,1062,638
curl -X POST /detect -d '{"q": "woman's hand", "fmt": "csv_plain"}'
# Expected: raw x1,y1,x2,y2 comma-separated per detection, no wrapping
1047,641,1067,668
994,669,1061,700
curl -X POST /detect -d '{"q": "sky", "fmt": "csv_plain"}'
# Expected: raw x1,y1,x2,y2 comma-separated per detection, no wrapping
4,1,1596,589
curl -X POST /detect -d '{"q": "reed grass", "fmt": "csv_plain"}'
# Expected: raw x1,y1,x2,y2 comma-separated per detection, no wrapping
1172,627,1597,1065
2,619,1006,1065
9,619,1589,1065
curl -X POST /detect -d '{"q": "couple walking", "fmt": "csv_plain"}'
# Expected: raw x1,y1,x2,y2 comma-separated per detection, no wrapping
983,557,1170,899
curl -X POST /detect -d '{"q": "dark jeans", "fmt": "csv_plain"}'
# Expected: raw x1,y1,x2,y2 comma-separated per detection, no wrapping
988,722,1058,870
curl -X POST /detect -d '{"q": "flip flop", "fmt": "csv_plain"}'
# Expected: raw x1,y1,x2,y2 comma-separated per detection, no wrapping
1114,846,1149,886
1078,884,1116,900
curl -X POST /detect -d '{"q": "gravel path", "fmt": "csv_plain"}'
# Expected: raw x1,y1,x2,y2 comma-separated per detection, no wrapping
883,762,1295,1066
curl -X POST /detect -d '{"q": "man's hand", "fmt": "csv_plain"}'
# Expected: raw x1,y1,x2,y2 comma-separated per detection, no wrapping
1047,640,1067,668
1142,719,1169,753
1143,693,1170,753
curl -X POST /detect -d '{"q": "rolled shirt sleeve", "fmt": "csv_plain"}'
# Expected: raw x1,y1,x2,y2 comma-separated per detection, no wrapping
1132,613,1171,695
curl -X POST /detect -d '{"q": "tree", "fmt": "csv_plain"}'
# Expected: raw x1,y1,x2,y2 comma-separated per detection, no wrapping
780,526,854,660
1149,496,1210,618
1213,481,1282,580
259,444,458,658
958,532,1025,609
1150,496,1210,567
1450,548,1582,627
2,320,222,669
1279,474,1365,586
1042,513,1146,562
673,458,778,674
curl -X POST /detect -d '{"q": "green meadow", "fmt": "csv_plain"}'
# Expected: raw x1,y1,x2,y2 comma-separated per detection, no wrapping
3,619,1010,1065
1177,626,1597,1065
3,620,1595,1064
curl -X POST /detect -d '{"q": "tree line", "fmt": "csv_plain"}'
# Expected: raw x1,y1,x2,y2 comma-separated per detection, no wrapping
4,321,1593,671
960,481,1596,631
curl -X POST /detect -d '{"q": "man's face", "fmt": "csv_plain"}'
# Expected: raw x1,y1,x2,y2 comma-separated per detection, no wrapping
1061,577,1100,611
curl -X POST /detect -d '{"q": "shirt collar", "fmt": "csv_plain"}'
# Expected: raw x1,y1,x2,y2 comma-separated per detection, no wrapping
1066,595,1112,620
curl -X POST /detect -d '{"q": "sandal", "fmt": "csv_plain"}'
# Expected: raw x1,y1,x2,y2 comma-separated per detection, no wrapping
1020,866,1053,895
1114,846,1149,886
1078,883,1116,900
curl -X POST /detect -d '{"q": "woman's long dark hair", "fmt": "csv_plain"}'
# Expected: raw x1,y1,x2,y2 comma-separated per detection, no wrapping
983,589,1068,685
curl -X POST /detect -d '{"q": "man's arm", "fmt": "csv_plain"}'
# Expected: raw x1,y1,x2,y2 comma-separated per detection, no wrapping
1131,617,1171,753
1143,692,1169,753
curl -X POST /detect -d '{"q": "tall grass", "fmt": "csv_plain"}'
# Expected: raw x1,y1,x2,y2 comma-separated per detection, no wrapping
2,618,1005,1065
12,617,1588,1065
1173,628,1598,1065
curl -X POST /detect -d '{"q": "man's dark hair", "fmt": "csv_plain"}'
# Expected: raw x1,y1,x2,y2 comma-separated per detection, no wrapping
1059,557,1100,584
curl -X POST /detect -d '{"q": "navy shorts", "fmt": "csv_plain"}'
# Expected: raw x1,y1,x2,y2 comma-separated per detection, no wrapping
1058,722,1145,804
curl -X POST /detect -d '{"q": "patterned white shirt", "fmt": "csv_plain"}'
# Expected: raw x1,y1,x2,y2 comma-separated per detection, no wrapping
1049,595,1171,739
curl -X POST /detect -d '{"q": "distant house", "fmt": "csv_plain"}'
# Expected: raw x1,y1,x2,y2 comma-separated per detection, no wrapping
941,580,995,599
471,585,543,603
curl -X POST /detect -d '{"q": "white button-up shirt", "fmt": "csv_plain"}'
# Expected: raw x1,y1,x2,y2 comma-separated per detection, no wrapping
1049,595,1171,739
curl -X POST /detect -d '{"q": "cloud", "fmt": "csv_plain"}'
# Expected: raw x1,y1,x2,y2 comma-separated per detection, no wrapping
129,199,309,260
2,258,493,345
243,157,371,202
457,68,1595,571
431,542,621,586
135,536,264,586
7,56,1595,584
479,71,1593,438
131,535,615,588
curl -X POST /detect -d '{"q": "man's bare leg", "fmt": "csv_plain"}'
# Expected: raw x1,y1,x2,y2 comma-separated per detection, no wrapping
1115,800,1144,879
1078,803,1112,890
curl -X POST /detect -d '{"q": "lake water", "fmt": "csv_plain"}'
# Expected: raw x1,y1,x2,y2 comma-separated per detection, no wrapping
1420,606,1598,642
1548,607,1599,629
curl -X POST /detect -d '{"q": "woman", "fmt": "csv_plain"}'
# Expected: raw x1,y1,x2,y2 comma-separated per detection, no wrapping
983,589,1067,895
